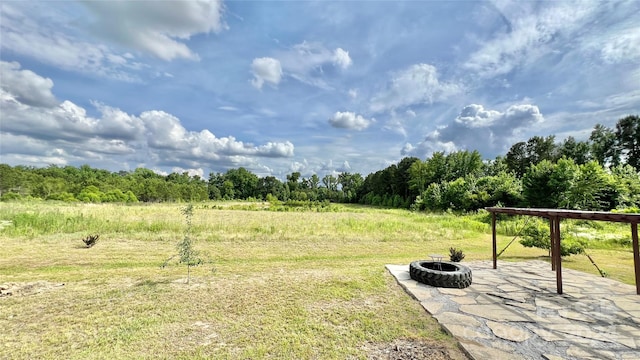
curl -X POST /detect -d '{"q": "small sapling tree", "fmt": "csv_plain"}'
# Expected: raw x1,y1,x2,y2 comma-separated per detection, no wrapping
163,204,203,283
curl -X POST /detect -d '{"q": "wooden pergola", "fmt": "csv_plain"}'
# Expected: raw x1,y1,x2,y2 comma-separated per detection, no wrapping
485,207,640,295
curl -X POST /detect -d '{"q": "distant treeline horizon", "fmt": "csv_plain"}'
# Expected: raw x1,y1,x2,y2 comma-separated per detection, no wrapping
1,115,639,212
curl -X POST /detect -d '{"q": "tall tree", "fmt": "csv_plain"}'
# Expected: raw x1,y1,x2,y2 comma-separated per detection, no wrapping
322,174,338,191
557,136,591,165
615,115,640,169
287,172,301,192
522,159,579,208
257,176,285,200
590,123,618,167
505,142,529,177
525,135,556,164
394,157,420,200
408,160,429,195
225,167,259,199
445,150,484,181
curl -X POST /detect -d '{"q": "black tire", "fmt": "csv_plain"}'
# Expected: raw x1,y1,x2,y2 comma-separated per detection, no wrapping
409,260,472,289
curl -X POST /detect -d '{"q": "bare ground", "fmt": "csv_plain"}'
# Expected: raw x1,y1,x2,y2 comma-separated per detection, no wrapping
364,339,468,360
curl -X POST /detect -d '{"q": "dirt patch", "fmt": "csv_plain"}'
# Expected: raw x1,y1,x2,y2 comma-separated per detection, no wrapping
0,281,65,298
364,339,467,360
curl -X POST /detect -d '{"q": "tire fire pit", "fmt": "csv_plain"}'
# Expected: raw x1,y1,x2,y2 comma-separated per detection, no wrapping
409,260,472,289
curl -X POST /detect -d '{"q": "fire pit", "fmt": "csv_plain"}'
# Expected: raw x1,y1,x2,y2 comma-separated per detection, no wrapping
409,260,472,288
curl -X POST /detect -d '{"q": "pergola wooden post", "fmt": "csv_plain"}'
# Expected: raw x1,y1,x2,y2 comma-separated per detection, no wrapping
549,218,556,271
632,222,640,295
492,212,497,270
487,207,640,295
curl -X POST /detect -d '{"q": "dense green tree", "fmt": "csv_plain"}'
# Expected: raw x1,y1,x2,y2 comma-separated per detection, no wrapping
287,172,302,192
408,160,429,195
394,157,420,201
615,115,640,169
561,161,616,210
208,173,225,200
557,136,591,165
477,171,523,207
526,135,557,164
590,124,618,167
257,176,286,200
221,180,235,199
610,164,640,208
445,150,484,181
506,136,556,176
484,156,509,176
523,160,561,208
0,164,23,195
505,142,529,177
338,172,364,203
225,167,259,199
426,152,447,184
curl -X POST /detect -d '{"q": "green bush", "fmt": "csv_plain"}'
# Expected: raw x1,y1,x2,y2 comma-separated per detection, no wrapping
519,220,586,256
1,192,22,201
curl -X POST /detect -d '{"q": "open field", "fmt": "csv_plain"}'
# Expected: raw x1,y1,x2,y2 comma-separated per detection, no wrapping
0,202,636,359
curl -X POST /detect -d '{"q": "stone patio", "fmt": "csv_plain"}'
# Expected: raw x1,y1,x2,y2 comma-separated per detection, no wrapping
386,260,640,360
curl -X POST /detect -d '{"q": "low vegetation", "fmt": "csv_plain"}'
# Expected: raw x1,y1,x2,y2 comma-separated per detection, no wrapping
0,201,636,359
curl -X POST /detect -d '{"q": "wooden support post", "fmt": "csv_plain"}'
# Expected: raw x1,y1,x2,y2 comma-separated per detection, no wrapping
553,217,563,294
492,212,497,269
632,222,640,295
549,218,556,271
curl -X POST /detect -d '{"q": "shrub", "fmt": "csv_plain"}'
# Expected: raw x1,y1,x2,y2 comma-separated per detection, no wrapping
82,234,99,248
519,221,585,256
449,247,465,262
1,192,22,201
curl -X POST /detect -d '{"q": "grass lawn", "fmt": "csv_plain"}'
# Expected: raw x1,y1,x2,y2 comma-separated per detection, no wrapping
0,202,636,359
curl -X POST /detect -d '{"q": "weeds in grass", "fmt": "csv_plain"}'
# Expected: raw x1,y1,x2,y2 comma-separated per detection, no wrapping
82,234,99,248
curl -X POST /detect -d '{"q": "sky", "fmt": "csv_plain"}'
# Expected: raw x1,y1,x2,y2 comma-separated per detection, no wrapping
0,0,639,180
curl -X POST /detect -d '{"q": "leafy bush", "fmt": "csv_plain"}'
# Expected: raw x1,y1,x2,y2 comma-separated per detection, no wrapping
1,192,22,201
519,220,585,256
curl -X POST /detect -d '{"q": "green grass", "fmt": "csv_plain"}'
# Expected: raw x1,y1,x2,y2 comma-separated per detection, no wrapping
0,201,637,359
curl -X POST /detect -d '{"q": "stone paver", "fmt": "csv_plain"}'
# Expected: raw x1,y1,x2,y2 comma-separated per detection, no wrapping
386,260,640,360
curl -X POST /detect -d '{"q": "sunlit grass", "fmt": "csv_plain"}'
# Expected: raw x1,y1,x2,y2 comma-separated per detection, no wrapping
0,201,636,359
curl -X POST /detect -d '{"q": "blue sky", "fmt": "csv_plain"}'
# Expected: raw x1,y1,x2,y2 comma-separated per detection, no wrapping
1,0,638,179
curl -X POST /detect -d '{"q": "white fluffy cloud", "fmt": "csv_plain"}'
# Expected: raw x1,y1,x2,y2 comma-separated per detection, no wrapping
0,1,224,82
250,57,283,89
82,0,225,61
0,5,133,81
253,41,353,90
370,64,461,113
328,111,372,131
333,48,353,69
0,61,57,107
403,103,544,158
0,62,295,173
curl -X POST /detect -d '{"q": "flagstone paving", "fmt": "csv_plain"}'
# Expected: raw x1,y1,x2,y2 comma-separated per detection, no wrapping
386,260,640,360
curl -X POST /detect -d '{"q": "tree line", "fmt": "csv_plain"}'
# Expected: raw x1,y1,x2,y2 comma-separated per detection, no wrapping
1,115,639,212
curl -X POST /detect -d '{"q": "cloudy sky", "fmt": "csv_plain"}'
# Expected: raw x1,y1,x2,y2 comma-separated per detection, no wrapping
1,0,639,179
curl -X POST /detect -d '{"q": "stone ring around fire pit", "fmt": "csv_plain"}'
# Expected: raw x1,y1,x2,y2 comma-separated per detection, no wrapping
409,260,472,289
